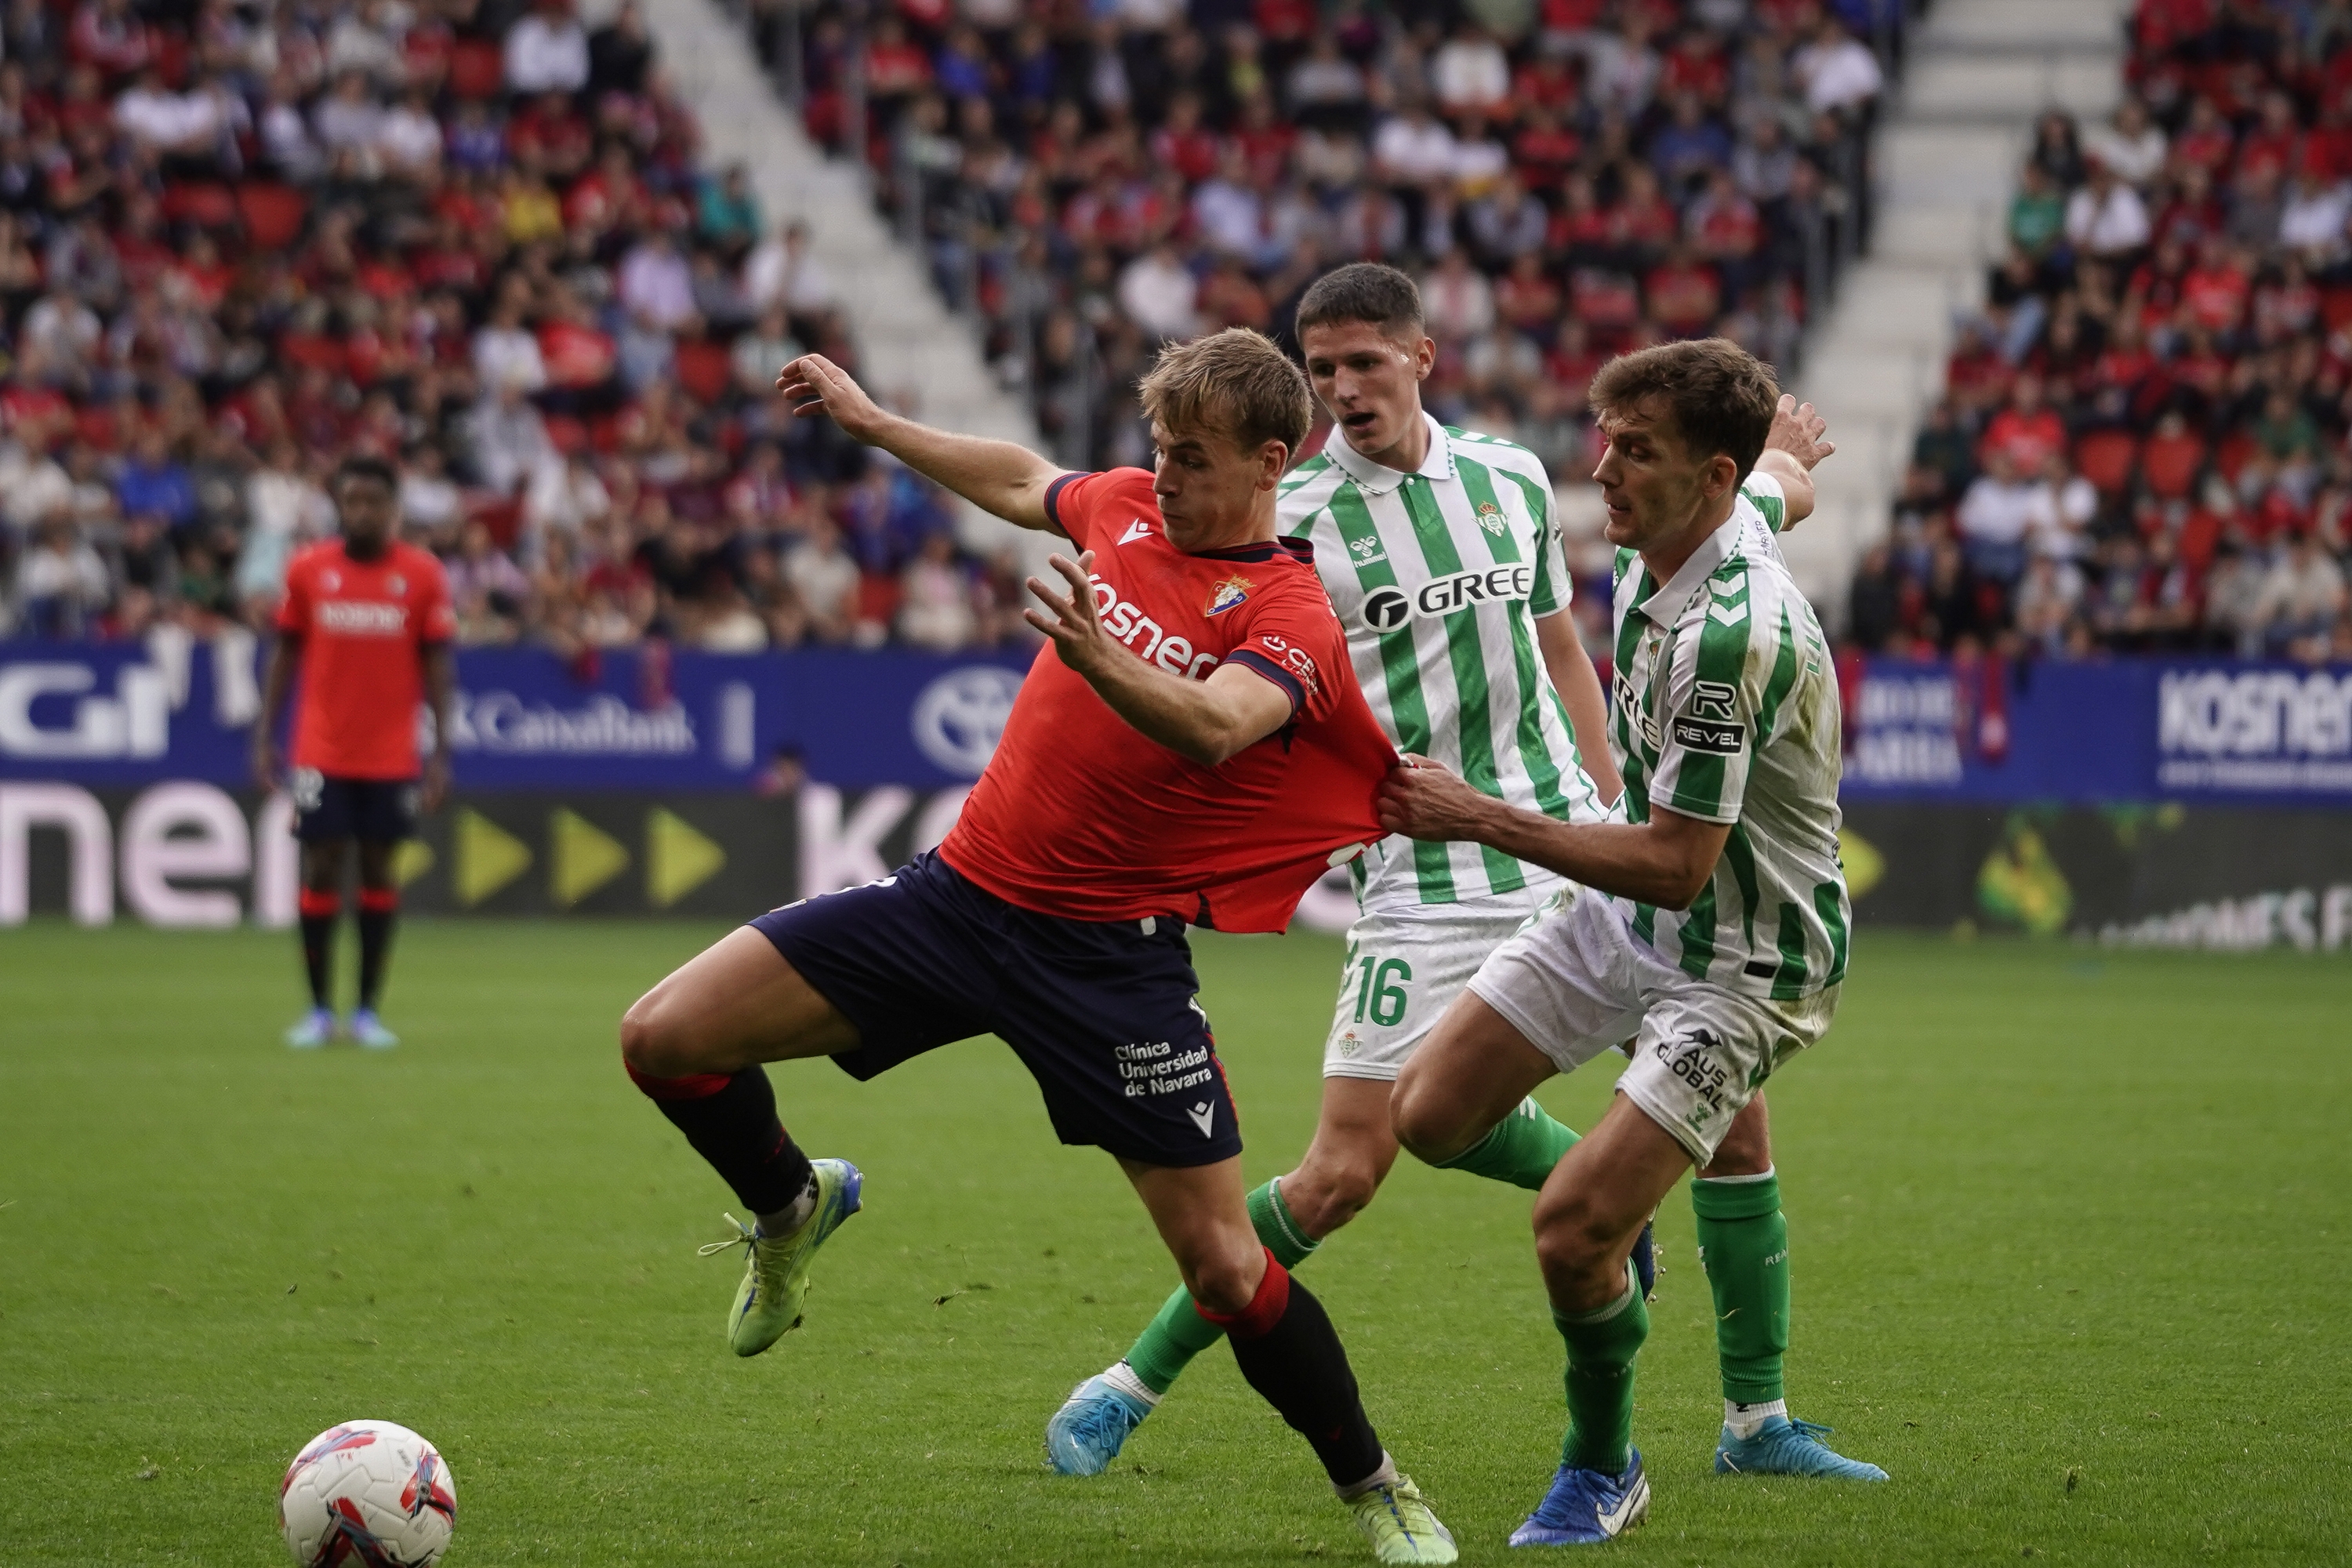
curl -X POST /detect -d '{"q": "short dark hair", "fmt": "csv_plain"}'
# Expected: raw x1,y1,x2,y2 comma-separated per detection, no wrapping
1588,339,1780,485
1294,263,1425,343
335,453,398,492
1137,327,1314,459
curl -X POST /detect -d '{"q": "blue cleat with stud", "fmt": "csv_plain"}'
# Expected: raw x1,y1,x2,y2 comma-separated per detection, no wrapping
1044,1368,1155,1475
1508,1450,1650,1546
1715,1416,1887,1480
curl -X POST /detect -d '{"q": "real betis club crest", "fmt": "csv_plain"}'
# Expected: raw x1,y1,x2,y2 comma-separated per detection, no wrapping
1475,501,1506,535
1204,574,1252,615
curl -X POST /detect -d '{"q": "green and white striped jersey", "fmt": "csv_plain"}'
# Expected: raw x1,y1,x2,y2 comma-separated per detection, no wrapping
1279,415,1610,913
1606,472,1849,1000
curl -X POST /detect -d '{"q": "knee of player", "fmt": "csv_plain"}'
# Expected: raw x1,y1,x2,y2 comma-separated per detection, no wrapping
1181,1242,1265,1319
1531,1190,1615,1281
618,993,690,1078
1388,1074,1468,1166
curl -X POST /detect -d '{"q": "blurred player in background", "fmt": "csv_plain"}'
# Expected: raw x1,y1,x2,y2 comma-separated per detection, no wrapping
1051,265,1878,1494
1381,339,1874,1546
616,332,1459,1565
252,455,454,1051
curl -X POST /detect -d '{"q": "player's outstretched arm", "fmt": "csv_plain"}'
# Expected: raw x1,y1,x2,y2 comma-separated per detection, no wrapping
1024,551,1293,767
777,354,1069,534
420,641,455,811
1376,756,1727,909
1753,393,1833,528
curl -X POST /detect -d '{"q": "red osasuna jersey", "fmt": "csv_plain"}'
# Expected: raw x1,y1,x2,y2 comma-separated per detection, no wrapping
275,539,455,779
939,468,1397,933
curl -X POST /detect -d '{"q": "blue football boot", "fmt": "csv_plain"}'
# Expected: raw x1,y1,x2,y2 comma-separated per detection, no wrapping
1508,1450,1650,1546
1715,1416,1887,1480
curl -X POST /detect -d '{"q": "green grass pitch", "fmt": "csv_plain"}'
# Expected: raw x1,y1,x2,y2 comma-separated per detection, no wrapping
2,920,2346,1565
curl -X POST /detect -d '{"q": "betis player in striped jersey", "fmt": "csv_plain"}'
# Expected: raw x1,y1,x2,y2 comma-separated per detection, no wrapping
1381,339,1880,1546
1047,267,1868,1492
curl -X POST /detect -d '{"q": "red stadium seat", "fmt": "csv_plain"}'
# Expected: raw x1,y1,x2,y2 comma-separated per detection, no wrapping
2074,429,2136,494
2141,430,2205,500
2214,430,2257,481
162,183,236,228
236,184,307,251
2322,286,2352,332
448,39,504,100
673,340,731,406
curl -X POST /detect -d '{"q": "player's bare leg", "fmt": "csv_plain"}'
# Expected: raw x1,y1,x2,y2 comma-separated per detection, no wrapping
288,840,349,1047
620,927,866,1355
1118,1155,1456,1565
347,840,403,1048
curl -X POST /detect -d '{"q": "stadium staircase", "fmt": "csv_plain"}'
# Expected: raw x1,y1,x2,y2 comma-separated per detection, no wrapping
1790,0,2132,617
622,0,1050,564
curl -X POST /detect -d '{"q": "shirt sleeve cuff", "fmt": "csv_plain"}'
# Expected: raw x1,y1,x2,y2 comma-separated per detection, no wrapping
1226,648,1305,719
1043,472,1090,535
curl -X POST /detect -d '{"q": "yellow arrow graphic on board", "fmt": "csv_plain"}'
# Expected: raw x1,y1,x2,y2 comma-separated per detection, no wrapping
454,809,532,907
1838,826,1885,902
550,808,630,909
391,840,435,887
646,807,726,908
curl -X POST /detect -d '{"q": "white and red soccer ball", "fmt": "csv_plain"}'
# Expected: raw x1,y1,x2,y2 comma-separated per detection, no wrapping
278,1420,457,1567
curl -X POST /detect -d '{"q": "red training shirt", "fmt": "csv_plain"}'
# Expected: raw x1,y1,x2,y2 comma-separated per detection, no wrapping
939,468,1396,934
275,539,456,779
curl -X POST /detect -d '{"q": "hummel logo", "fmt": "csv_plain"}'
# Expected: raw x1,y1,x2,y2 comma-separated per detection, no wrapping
1119,519,1152,545
1187,1102,1217,1138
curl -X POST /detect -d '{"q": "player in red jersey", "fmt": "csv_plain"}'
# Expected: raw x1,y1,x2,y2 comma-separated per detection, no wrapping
252,455,455,1052
617,332,1459,1564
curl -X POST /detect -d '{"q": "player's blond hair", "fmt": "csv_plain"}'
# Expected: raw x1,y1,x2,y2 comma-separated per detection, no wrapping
1137,328,1313,462
1589,338,1780,485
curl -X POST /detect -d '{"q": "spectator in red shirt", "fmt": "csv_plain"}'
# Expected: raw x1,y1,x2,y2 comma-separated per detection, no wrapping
1980,372,2069,475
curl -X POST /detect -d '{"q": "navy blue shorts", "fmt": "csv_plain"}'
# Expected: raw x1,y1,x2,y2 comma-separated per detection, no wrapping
750,851,1243,1168
291,770,418,843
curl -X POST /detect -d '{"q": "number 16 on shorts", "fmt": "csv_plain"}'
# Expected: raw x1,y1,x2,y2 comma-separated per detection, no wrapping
1350,952,1413,1028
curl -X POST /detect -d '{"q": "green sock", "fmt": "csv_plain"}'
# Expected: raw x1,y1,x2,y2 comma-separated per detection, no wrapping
1434,1097,1580,1190
1554,1264,1650,1475
1120,1178,1319,1396
1692,1172,1788,1405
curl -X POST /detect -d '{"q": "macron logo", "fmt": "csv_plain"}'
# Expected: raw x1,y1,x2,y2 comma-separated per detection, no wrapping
1118,519,1152,546
1188,1102,1216,1138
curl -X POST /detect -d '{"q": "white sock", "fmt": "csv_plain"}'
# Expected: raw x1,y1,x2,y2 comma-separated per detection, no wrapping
1724,1398,1787,1439
1335,1449,1400,1500
755,1171,818,1236
1102,1361,1161,1408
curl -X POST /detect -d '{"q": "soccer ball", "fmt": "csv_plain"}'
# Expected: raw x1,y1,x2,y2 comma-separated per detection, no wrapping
278,1419,457,1567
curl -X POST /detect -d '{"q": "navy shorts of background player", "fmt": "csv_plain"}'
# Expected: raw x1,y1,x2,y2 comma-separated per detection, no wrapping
289,766,419,844
750,850,1243,1169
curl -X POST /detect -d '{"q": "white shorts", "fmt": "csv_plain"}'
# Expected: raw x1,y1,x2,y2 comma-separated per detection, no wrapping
1465,886,1839,1164
1322,883,1562,1081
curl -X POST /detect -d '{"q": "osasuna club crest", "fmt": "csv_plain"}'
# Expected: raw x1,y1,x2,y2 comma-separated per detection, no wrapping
1204,574,1252,615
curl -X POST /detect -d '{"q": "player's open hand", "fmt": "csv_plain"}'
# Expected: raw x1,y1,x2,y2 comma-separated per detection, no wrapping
1376,754,1496,844
250,735,279,795
1765,393,1835,470
775,354,888,444
1022,551,1113,674
420,752,451,813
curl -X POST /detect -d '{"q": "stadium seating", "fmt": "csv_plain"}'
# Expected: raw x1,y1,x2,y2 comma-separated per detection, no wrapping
1880,0,2352,662
0,0,1029,653
755,0,1899,631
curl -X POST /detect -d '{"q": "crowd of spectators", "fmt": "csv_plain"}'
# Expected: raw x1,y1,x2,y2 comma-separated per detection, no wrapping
1865,0,2352,664
763,0,1896,526
1,0,1033,654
